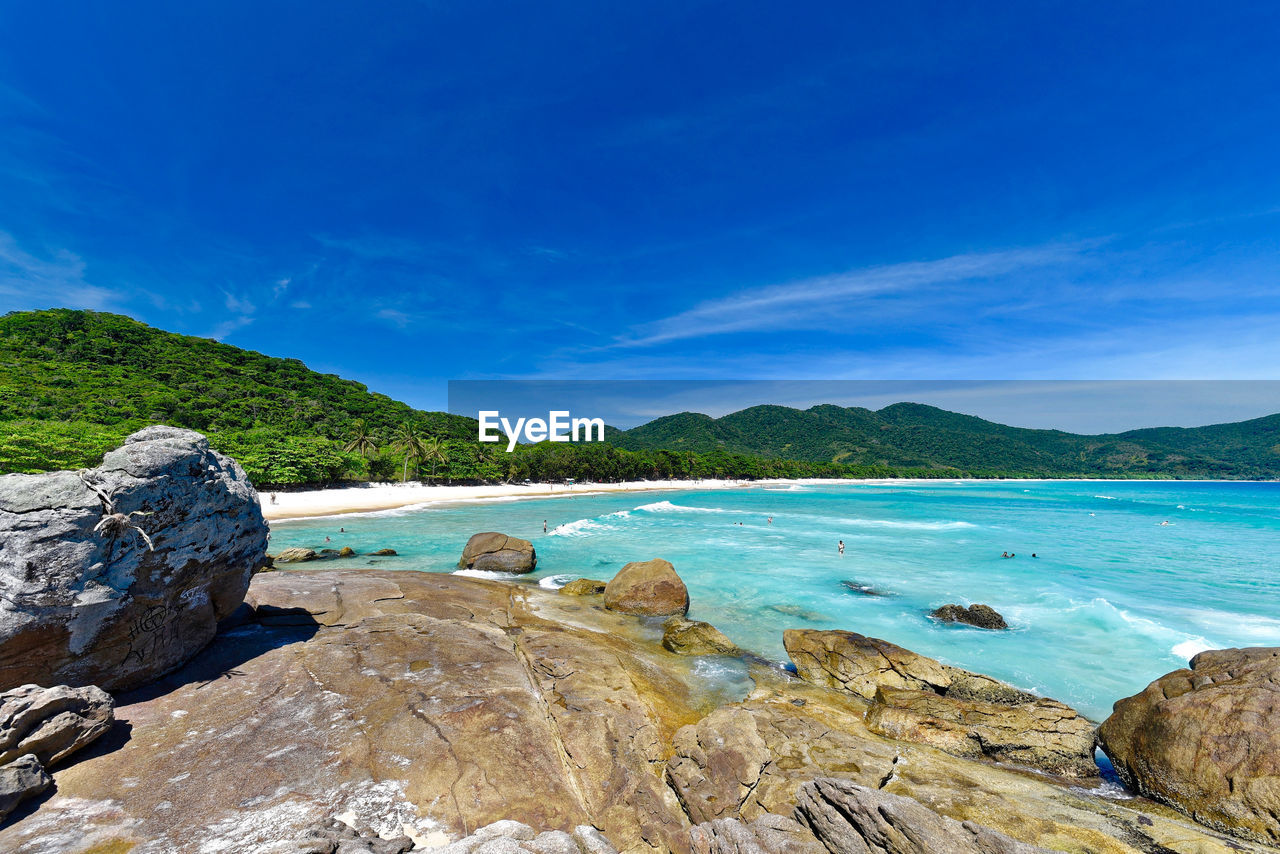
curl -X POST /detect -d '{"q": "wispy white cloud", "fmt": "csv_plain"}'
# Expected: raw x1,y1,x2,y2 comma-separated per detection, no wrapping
614,242,1097,348
0,231,120,310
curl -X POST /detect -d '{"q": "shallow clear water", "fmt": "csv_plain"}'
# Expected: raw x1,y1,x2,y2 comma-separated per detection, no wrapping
269,480,1280,721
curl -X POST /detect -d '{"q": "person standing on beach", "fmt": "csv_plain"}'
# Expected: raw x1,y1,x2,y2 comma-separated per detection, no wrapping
838,540,845,556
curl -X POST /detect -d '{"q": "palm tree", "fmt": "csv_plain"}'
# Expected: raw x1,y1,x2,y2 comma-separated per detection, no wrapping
343,419,379,458
422,436,448,483
472,443,496,482
393,422,427,482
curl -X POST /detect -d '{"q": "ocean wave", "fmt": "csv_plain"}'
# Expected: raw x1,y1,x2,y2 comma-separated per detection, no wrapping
549,518,611,537
605,509,631,518
453,568,521,580
1171,638,1213,661
1094,495,1119,500
538,574,575,590
634,500,732,514
842,518,975,531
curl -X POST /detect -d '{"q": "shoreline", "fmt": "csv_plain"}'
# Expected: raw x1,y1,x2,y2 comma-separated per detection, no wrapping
260,476,1277,522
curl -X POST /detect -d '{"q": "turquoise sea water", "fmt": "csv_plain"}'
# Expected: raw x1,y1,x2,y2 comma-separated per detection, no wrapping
268,480,1280,721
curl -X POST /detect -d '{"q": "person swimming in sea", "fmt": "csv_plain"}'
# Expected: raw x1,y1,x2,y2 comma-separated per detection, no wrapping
838,540,845,555
1001,551,1009,558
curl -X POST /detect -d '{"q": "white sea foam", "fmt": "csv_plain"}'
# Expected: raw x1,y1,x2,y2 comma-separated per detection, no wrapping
453,568,520,580
606,509,632,518
549,518,610,537
1094,495,1118,500
1171,638,1213,661
841,517,975,531
634,500,731,514
539,574,575,590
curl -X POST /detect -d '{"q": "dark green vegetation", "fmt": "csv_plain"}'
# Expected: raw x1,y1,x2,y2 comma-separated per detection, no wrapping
3,309,1276,485
0,310,877,485
613,402,1280,479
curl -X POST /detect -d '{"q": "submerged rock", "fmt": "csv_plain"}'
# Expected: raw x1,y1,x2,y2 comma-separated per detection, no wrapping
662,617,737,656
603,558,689,616
931,603,1009,630
0,684,114,767
0,426,268,692
1098,646,1280,844
458,532,537,574
0,754,50,823
560,578,606,596
795,778,1052,853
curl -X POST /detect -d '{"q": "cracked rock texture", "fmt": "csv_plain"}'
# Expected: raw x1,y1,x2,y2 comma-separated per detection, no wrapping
784,628,1096,776
1098,646,1280,845
0,570,1268,853
0,684,113,767
794,778,1050,853
0,426,268,692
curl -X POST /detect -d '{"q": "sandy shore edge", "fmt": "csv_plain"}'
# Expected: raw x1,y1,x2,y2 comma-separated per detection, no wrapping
261,477,842,521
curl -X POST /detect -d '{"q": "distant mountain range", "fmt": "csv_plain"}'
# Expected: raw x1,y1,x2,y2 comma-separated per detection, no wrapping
2,309,1277,481
610,402,1280,479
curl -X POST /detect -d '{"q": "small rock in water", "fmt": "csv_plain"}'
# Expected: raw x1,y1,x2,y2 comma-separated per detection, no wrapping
369,548,398,556
930,603,1009,630
841,580,885,597
560,578,607,596
768,604,829,622
275,547,319,563
662,617,737,656
338,546,356,557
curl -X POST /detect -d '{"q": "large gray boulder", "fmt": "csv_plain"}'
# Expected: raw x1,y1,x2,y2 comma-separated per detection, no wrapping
458,533,537,574
0,426,268,692
0,684,113,767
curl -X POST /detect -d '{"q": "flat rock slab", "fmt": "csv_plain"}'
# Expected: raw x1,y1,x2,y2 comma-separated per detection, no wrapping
0,570,704,854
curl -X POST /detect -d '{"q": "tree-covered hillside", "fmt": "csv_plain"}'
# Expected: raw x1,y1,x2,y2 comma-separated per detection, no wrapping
3,309,1275,484
0,310,888,485
614,402,1280,479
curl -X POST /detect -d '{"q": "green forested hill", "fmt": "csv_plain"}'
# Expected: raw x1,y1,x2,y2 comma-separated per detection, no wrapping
3,309,1276,484
0,310,863,484
613,402,1280,479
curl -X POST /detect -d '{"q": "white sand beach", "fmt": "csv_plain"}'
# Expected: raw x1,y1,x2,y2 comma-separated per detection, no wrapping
259,478,827,521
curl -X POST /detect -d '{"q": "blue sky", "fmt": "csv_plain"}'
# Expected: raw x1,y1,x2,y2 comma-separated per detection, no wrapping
2,2,1279,422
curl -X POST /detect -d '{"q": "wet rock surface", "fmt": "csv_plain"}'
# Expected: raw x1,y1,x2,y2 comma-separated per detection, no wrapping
459,532,538,574
1098,646,1280,844
0,426,268,692
661,618,737,656
560,578,607,596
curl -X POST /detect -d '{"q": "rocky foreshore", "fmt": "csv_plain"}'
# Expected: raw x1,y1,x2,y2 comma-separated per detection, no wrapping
0,566,1271,853
2,430,1278,853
